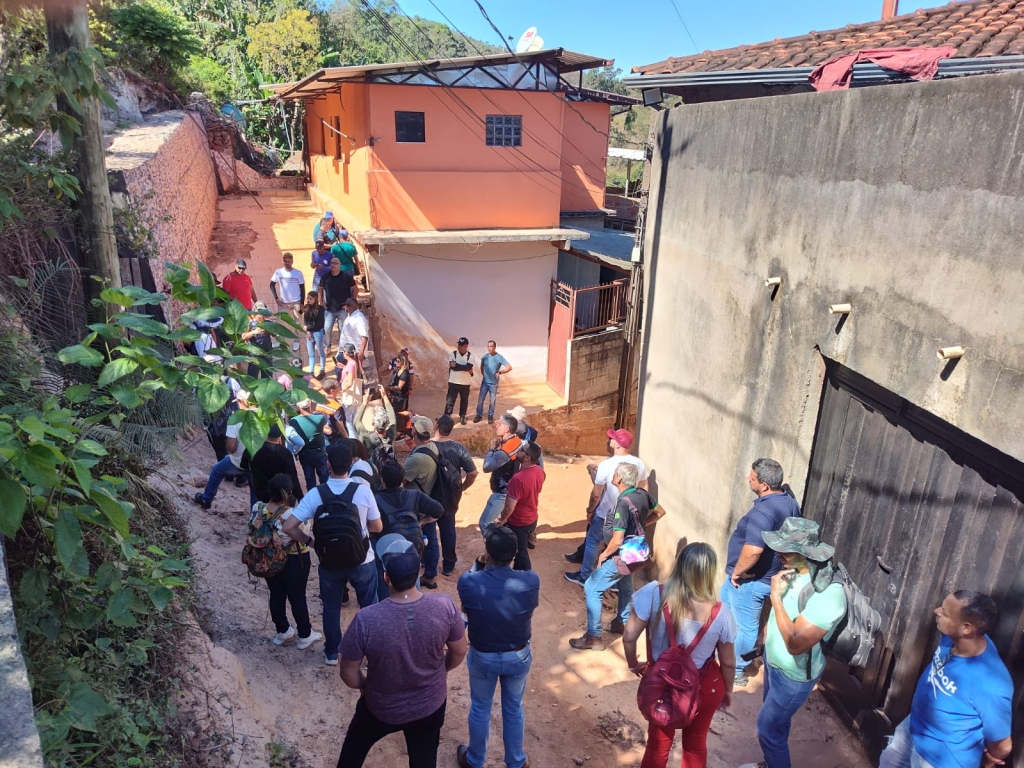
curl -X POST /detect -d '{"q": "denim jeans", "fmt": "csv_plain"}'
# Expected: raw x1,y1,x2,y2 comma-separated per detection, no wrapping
324,309,342,351
580,516,606,580
337,696,446,768
878,720,937,768
201,456,255,507
265,552,312,637
343,404,358,439
421,520,439,579
305,330,326,370
479,492,506,534
475,381,499,419
437,511,457,574
756,661,821,768
720,578,772,669
298,452,329,495
584,558,633,637
465,645,532,768
319,560,378,658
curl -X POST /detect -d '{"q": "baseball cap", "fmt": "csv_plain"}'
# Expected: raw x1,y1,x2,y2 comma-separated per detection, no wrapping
607,428,634,449
411,415,433,437
252,301,268,312
324,211,334,218
235,259,247,269
457,336,469,345
315,238,325,246
507,405,527,421
376,534,421,581
339,228,349,238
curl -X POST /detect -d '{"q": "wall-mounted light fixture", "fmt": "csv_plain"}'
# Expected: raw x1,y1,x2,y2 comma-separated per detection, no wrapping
828,303,852,315
764,277,783,287
937,345,965,361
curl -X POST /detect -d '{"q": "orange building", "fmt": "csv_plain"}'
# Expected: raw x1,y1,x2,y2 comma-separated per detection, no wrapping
269,50,636,385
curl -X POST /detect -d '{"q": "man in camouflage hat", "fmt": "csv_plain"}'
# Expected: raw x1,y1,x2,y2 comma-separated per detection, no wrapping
740,518,846,768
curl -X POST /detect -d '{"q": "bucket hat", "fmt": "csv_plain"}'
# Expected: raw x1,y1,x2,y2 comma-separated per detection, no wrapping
762,517,835,562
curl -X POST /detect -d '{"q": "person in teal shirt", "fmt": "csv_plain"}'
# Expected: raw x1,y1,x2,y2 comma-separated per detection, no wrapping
330,230,358,275
739,518,846,768
473,340,511,423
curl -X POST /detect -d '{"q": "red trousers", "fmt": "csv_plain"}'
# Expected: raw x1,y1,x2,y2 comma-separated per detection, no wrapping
640,660,725,768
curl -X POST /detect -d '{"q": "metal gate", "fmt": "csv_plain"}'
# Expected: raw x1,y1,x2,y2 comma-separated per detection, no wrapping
546,280,572,397
803,360,1024,760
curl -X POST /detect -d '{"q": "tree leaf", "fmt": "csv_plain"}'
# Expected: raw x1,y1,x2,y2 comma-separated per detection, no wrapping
196,376,230,413
148,585,173,611
54,509,89,577
105,587,135,626
71,459,93,498
114,312,169,336
63,384,92,403
18,567,48,604
90,488,131,538
97,357,139,387
18,443,60,488
64,682,115,732
237,410,269,458
58,344,104,367
109,385,143,409
66,604,103,630
222,299,251,337
0,479,27,537
75,439,107,457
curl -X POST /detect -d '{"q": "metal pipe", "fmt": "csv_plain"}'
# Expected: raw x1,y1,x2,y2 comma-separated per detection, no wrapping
937,345,965,360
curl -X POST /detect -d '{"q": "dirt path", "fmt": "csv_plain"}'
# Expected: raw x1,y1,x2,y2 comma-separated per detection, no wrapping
159,435,871,768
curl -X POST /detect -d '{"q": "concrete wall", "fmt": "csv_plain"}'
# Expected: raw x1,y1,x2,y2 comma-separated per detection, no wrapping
566,328,624,403
375,242,557,383
637,70,1024,566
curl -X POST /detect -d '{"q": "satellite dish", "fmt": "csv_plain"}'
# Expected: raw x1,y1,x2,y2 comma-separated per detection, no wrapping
526,35,544,52
515,27,538,53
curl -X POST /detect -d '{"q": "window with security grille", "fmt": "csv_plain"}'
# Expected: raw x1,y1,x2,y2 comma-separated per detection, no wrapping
485,114,522,147
395,111,425,143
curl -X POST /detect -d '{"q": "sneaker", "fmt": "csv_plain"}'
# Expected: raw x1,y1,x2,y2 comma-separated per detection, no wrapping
420,576,438,589
472,415,483,423
193,492,211,510
456,745,472,768
273,626,296,645
296,630,323,650
563,551,584,564
606,618,624,635
564,572,586,587
324,653,339,666
734,670,750,688
291,340,300,352
568,633,605,651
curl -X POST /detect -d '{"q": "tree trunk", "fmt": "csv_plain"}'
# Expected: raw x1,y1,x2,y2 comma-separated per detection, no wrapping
45,0,121,314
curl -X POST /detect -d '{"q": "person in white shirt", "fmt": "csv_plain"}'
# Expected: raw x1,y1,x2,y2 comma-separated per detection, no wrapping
445,336,476,425
270,253,305,352
282,442,383,666
339,297,370,370
564,428,647,587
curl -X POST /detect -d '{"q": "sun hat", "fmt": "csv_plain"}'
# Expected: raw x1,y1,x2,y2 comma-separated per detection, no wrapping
607,428,634,449
375,534,421,582
762,517,835,562
506,405,527,421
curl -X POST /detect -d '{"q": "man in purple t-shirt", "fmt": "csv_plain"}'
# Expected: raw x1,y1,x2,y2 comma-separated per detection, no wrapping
337,534,468,768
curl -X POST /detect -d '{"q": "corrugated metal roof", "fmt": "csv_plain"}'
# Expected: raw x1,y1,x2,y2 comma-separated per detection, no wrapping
266,49,613,100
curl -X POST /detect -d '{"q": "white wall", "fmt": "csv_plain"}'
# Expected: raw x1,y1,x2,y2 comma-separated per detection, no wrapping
376,241,557,383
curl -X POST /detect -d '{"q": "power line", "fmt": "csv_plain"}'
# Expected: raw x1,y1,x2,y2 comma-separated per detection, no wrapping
667,0,701,53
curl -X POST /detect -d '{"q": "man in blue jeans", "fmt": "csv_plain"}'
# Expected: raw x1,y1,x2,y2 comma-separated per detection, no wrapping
721,458,800,686
456,525,540,768
283,443,382,666
569,463,664,651
194,418,255,510
473,340,512,424
432,415,479,576
739,518,846,768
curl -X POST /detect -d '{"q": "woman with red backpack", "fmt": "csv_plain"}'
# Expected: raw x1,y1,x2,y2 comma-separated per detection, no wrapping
623,542,738,768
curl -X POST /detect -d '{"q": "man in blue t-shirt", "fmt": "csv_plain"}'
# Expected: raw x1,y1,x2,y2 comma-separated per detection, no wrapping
879,590,1013,768
721,458,801,686
472,340,512,424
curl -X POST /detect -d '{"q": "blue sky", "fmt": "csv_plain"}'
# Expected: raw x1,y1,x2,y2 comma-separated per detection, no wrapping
394,0,951,72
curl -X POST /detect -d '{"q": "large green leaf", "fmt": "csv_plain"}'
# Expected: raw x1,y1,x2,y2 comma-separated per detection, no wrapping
250,378,285,409
196,376,230,413
75,439,107,457
19,568,48,603
64,682,115,732
114,312,169,336
148,585,173,612
105,588,137,627
237,410,269,458
90,488,131,538
0,479,27,537
18,443,60,487
197,261,217,304
222,299,251,337
57,344,104,367
54,510,89,577
101,285,166,306
63,383,92,403
97,357,139,387
109,385,143,409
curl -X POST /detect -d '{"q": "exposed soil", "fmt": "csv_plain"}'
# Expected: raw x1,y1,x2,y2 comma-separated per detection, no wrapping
157,433,871,768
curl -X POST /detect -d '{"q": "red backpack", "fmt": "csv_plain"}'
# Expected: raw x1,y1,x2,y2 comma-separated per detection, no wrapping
637,596,722,730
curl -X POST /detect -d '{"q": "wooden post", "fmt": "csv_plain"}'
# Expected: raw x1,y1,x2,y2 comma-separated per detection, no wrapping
45,0,121,314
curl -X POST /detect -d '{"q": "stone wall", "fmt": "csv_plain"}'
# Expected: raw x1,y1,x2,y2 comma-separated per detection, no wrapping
566,328,625,403
636,70,1024,569
106,111,218,325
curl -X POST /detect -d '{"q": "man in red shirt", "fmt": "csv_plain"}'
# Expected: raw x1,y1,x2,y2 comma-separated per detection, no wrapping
497,442,545,571
221,259,257,309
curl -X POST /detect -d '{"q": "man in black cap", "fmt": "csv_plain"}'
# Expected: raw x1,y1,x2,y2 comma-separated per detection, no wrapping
445,337,475,425
337,533,468,768
248,424,302,504
221,258,257,310
456,525,539,768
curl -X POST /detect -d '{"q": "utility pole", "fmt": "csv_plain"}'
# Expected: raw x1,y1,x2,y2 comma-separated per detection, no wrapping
45,0,121,312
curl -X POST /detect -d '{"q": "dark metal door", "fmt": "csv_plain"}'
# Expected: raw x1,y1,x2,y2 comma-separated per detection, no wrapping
803,361,1024,762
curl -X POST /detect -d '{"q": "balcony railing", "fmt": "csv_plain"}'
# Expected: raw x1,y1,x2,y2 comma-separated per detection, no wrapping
552,279,628,338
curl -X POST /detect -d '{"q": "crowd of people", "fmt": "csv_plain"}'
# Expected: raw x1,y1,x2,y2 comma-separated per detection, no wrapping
198,211,1013,768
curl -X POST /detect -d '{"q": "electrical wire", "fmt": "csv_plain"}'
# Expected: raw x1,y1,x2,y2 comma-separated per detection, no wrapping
667,0,701,53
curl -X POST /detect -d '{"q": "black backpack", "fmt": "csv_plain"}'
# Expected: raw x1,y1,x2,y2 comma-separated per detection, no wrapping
798,560,882,677
413,445,462,518
311,483,367,570
377,489,425,557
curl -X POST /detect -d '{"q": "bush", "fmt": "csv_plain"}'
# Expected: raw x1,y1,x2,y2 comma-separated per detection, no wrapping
108,2,199,81
182,56,234,105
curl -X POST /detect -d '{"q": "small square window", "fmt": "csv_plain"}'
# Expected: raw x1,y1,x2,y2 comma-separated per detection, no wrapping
486,114,522,147
395,111,425,143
